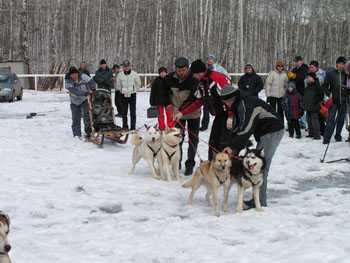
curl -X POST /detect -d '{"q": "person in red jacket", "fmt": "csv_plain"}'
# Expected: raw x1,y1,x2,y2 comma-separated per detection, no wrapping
150,67,174,130
174,59,234,160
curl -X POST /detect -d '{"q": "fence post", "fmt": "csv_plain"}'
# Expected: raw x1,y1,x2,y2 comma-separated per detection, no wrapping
34,76,38,91
62,75,65,91
144,75,147,90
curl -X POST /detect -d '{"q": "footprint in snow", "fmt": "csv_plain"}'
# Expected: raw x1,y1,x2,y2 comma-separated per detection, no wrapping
313,211,334,217
98,203,123,214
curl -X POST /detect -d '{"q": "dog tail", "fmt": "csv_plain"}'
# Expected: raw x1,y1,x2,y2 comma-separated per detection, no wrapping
131,134,143,146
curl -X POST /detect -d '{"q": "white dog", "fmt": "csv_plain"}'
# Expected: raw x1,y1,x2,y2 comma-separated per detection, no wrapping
159,127,182,181
129,125,162,179
0,212,11,263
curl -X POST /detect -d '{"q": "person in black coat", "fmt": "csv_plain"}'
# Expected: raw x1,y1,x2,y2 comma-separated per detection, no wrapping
150,67,174,130
94,59,113,91
238,64,263,98
304,72,323,139
291,56,309,96
220,88,284,208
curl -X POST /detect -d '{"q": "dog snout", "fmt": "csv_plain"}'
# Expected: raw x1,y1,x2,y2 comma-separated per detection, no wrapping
152,137,155,142
4,244,11,253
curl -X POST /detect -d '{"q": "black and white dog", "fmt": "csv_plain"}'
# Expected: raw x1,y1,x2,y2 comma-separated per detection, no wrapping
230,148,266,213
0,211,11,263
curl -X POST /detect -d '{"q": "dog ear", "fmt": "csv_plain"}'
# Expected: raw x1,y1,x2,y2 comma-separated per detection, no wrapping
144,124,150,130
238,147,248,157
154,124,159,130
212,152,217,160
258,147,265,157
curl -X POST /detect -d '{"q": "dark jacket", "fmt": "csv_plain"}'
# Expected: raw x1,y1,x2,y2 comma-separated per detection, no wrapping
150,76,171,106
292,64,308,95
322,68,347,106
238,72,263,98
165,72,200,119
94,68,113,91
228,96,284,151
282,87,303,120
303,80,323,113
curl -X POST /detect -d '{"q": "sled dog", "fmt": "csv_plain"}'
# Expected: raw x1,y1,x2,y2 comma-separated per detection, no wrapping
0,211,11,263
230,148,265,213
159,127,182,181
182,152,232,217
129,125,162,179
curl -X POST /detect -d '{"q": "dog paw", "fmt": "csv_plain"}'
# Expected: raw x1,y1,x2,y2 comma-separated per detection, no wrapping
236,207,243,213
255,207,264,212
224,206,229,213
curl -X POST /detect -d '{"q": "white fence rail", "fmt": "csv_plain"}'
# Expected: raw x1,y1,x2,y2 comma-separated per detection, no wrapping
17,73,269,91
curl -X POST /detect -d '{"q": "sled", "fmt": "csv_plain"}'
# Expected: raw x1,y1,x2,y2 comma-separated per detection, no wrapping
87,89,128,147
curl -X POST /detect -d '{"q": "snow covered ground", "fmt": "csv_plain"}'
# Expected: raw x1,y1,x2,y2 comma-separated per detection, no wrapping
0,90,350,263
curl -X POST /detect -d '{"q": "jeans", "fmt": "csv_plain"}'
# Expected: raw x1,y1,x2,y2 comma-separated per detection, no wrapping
122,93,137,130
70,100,91,137
323,103,347,143
256,129,284,206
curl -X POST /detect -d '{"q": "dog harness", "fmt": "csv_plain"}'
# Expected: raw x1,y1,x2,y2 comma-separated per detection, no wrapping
163,142,178,161
146,144,161,158
242,171,261,186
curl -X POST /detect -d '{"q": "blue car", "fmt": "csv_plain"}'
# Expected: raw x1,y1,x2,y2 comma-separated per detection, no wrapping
0,67,23,102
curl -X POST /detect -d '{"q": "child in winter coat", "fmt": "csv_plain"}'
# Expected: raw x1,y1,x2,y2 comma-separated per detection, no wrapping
303,72,323,140
150,67,174,130
282,80,303,138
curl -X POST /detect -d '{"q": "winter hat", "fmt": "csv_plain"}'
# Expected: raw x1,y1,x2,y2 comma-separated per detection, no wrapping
175,57,189,68
294,56,303,62
190,59,207,73
309,60,319,68
158,66,168,74
307,72,317,82
99,59,107,65
122,60,131,67
336,56,346,64
217,85,239,100
68,66,79,75
207,54,216,62
244,64,254,72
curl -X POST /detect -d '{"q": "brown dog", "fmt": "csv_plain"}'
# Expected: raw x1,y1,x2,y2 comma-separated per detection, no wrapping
0,211,11,263
182,152,232,217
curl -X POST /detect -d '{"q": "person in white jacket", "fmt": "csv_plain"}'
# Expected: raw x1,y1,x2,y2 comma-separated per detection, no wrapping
116,60,141,130
265,60,288,120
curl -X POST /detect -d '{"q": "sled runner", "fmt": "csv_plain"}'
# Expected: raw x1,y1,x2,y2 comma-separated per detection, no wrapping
87,89,128,147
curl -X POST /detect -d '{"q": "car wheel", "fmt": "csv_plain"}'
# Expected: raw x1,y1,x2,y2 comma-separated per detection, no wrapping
17,89,23,101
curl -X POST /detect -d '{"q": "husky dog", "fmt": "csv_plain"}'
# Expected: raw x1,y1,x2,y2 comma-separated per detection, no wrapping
230,148,265,213
159,127,182,181
182,152,232,217
129,125,162,179
0,211,11,263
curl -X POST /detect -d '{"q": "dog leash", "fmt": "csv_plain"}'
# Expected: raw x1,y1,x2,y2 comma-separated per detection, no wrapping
176,120,242,161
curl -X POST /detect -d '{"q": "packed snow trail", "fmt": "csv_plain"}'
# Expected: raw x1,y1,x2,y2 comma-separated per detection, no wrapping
0,91,349,263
